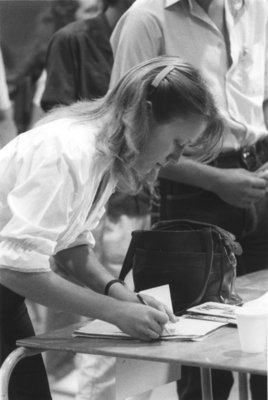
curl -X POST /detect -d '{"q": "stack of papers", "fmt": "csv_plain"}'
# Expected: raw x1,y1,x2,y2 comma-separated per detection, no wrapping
185,302,239,325
74,288,268,340
73,316,227,341
185,291,268,325
73,285,228,341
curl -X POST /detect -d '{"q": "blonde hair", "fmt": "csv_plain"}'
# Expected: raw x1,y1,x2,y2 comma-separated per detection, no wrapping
38,56,223,193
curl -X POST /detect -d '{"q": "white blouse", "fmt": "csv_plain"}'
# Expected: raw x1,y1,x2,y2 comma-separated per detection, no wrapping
0,118,117,272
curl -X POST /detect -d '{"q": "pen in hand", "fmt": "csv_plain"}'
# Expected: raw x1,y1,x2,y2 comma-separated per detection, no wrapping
137,293,149,306
137,293,177,328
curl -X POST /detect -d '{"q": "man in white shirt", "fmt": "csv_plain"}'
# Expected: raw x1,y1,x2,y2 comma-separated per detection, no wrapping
110,1,268,399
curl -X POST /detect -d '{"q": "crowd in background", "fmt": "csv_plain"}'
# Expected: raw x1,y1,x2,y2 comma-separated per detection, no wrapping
0,0,104,134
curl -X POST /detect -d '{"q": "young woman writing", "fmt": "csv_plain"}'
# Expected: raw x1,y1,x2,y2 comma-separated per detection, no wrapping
0,55,222,399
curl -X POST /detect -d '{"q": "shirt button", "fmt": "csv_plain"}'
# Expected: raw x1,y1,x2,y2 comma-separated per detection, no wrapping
233,0,243,11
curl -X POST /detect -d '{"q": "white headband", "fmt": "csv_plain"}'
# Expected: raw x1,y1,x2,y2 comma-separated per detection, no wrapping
151,65,177,88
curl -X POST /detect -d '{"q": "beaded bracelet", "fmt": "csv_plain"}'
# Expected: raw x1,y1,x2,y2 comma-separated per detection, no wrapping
104,279,125,296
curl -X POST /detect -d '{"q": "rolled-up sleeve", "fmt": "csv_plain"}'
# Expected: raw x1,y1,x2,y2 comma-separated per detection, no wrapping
66,205,106,251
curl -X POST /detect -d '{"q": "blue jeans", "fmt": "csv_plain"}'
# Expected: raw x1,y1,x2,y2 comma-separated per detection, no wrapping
158,138,268,400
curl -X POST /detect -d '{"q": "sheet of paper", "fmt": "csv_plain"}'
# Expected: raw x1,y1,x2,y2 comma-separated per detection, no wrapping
74,319,130,339
162,316,226,339
139,284,173,311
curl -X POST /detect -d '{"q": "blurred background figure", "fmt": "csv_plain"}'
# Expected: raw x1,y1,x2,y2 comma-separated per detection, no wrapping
0,45,17,148
41,0,114,110
30,0,104,127
0,0,103,133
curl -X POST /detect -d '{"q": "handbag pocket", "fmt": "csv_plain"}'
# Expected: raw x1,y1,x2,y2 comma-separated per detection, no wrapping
133,249,223,314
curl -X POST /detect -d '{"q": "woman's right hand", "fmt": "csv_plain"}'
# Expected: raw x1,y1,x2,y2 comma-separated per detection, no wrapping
114,302,169,341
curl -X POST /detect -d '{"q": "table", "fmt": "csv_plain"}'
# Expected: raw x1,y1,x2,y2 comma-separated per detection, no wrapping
0,270,267,400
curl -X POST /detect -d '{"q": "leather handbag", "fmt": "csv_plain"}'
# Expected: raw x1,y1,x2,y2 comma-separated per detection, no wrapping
119,219,243,315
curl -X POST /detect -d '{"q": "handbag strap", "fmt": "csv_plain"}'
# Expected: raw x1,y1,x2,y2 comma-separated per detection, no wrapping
119,231,141,281
177,228,214,315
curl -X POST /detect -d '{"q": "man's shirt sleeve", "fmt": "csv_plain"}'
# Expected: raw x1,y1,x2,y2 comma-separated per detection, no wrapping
110,7,163,87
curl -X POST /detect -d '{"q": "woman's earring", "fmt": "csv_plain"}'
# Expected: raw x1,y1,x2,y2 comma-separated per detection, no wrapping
146,101,153,114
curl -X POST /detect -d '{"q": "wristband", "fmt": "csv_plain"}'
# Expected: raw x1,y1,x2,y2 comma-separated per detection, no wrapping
104,279,125,296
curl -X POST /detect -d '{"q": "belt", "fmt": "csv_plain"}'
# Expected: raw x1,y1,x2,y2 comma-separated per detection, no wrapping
213,136,268,171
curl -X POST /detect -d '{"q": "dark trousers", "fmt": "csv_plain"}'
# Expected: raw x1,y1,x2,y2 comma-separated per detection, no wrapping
0,284,52,400
158,137,268,400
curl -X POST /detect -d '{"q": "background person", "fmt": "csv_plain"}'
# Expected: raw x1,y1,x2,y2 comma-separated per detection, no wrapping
0,0,103,134
0,46,17,148
28,0,104,130
110,1,268,399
